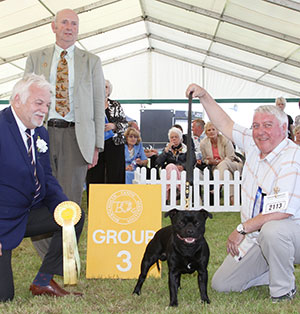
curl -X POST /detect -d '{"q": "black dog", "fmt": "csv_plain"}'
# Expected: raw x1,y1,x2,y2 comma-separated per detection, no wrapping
133,208,212,307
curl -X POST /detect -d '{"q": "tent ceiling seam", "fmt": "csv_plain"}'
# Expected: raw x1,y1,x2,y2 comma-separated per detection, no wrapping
263,0,300,12
146,16,300,68
157,0,300,45
153,48,300,96
149,34,300,84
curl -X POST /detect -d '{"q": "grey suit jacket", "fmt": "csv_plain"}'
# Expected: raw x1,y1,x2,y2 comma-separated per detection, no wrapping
24,45,105,164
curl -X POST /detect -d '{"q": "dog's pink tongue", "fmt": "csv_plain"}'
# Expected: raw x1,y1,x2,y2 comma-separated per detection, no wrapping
184,238,196,244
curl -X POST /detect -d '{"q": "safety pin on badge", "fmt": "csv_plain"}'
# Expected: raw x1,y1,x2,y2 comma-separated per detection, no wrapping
273,186,280,197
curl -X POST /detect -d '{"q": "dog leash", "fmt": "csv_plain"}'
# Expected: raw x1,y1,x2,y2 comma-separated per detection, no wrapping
185,92,194,210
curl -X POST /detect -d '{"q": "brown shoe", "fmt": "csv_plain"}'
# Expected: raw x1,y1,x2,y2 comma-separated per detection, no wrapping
29,280,83,297
30,283,66,297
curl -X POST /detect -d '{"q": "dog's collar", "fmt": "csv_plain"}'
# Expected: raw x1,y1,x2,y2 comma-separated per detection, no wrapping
176,233,197,244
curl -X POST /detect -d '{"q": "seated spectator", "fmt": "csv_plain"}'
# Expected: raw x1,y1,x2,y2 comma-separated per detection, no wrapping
192,118,207,172
192,118,206,145
156,127,195,199
275,97,294,140
127,121,159,178
173,123,195,151
294,125,300,146
124,127,148,184
200,121,243,204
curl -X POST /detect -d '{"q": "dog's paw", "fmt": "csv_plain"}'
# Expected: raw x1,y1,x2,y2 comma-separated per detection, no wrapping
201,297,210,304
169,301,178,307
132,288,141,296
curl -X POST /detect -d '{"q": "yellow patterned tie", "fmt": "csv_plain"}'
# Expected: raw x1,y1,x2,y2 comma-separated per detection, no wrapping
55,50,70,117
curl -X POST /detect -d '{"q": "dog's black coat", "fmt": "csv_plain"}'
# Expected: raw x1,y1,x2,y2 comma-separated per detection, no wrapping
133,208,212,307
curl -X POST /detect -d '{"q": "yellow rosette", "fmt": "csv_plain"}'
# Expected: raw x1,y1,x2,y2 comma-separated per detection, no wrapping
54,201,81,285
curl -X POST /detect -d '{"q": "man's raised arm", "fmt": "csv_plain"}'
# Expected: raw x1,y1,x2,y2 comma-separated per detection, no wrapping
186,83,234,141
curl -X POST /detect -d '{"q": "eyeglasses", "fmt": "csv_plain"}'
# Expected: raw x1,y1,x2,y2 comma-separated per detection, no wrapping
128,135,138,138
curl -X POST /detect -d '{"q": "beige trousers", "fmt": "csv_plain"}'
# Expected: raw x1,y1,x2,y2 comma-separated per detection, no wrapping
32,126,87,259
211,219,300,297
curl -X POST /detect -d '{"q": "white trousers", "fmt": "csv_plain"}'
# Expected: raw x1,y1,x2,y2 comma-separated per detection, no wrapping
211,219,300,297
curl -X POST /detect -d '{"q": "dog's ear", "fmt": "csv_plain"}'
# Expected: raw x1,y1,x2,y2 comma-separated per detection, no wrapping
165,208,178,219
200,208,213,219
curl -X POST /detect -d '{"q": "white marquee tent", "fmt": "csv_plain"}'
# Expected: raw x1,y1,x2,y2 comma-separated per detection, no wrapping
1,0,300,125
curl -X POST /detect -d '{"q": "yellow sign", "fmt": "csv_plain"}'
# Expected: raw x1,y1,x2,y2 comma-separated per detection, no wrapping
86,184,161,279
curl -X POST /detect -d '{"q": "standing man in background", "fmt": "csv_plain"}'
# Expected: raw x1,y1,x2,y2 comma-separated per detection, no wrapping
25,8,105,256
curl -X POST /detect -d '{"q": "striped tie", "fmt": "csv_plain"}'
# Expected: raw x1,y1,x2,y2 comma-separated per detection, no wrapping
25,129,41,199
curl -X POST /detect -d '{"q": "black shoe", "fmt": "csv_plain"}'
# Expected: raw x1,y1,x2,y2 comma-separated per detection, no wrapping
271,286,296,303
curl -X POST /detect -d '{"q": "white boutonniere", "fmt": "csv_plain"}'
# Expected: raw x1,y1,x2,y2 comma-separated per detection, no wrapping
36,136,48,153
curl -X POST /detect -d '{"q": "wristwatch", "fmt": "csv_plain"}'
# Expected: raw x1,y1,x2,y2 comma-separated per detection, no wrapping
236,223,246,235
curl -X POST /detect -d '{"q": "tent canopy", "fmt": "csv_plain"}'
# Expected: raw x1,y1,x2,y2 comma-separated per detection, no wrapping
1,0,300,101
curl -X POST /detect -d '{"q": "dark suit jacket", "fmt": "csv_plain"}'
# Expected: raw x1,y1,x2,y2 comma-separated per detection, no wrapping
0,107,67,250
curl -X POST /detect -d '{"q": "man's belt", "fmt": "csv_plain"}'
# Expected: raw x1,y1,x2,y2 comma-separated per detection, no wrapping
48,119,75,128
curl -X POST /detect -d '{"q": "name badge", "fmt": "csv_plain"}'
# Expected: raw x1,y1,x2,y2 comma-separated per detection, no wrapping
262,192,288,215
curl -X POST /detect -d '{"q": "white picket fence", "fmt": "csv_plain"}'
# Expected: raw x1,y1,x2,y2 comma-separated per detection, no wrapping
133,167,242,212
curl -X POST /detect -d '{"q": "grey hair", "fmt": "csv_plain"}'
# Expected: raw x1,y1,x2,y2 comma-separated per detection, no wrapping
254,105,288,134
10,73,52,104
275,97,286,107
168,127,183,141
193,118,205,129
105,80,113,97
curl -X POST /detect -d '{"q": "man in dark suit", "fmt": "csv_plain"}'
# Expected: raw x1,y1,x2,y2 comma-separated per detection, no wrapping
24,8,105,258
0,74,84,302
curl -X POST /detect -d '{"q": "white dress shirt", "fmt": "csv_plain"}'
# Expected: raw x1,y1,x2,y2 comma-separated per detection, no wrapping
232,123,300,241
11,106,36,162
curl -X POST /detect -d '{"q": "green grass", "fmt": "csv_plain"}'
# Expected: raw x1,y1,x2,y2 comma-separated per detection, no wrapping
1,193,300,313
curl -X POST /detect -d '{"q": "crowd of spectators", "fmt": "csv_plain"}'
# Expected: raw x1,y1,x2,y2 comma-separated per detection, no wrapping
86,94,299,200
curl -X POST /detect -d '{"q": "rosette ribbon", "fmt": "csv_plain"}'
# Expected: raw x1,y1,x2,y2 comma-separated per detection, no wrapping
54,201,81,285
